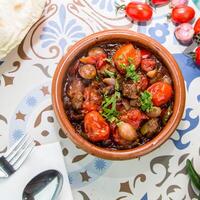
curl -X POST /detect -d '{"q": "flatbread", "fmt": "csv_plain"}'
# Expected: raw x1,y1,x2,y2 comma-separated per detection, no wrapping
0,0,46,59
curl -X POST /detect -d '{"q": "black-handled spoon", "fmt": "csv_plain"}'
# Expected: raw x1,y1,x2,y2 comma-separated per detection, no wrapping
22,169,63,200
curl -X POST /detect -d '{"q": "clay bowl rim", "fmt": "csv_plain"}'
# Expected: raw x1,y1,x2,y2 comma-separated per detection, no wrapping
52,29,185,160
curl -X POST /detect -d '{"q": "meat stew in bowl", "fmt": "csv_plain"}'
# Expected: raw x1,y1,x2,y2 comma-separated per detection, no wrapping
63,42,174,150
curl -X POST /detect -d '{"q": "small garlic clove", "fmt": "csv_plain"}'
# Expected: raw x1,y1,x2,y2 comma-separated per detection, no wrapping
103,78,115,85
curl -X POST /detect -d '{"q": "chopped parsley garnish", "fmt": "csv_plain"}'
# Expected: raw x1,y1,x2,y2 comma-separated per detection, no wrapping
101,80,121,123
127,57,134,63
104,70,115,78
104,57,114,66
95,75,100,81
140,91,153,112
119,63,126,69
126,64,140,83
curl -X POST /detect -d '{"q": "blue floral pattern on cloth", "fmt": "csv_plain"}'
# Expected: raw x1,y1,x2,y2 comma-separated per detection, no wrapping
148,23,169,44
141,193,148,200
40,4,86,54
169,53,200,150
12,129,24,141
94,159,107,171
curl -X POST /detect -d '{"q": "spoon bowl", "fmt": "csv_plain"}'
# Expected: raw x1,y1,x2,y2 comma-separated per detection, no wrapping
22,169,63,200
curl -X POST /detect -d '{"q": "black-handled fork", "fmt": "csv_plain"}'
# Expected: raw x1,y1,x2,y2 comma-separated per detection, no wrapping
0,134,35,178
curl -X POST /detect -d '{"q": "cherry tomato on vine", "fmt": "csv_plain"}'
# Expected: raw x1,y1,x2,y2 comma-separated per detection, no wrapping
84,111,110,142
150,0,169,6
194,18,200,35
116,2,153,22
147,82,173,106
195,47,200,66
171,5,195,24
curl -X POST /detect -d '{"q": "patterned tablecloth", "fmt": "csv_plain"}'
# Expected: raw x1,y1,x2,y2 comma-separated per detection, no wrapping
0,0,200,199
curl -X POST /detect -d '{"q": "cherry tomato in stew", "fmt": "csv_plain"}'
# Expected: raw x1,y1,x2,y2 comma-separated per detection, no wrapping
171,5,195,24
141,49,151,59
80,54,107,69
194,18,200,35
120,109,148,129
84,111,110,142
113,43,141,74
125,2,153,22
147,82,173,106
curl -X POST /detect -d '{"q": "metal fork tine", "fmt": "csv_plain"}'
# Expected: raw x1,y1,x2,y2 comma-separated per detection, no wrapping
6,135,31,162
4,134,28,158
13,142,35,171
10,138,34,166
0,168,8,178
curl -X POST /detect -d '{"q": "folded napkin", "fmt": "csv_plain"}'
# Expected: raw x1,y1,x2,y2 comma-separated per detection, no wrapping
0,142,73,200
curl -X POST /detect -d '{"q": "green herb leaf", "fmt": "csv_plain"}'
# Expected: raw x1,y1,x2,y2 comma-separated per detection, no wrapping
126,64,140,83
104,57,114,66
140,91,153,112
119,63,126,69
95,75,100,81
104,70,115,78
127,57,134,64
101,80,121,123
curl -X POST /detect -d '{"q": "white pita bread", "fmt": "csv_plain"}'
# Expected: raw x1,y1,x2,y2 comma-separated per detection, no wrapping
0,0,46,59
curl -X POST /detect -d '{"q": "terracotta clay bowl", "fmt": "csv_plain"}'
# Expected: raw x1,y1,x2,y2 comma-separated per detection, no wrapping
52,29,185,160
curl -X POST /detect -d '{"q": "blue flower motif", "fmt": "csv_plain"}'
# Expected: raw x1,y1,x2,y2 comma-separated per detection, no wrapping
141,193,148,200
197,95,200,102
26,96,37,107
68,175,73,185
148,23,169,44
91,0,113,12
40,4,86,54
12,129,24,141
94,159,107,171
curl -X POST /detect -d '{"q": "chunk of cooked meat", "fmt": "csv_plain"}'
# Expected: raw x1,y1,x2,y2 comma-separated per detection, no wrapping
140,118,159,137
84,86,102,104
136,74,149,91
130,99,141,107
150,66,172,85
67,78,84,98
71,92,83,110
68,110,84,121
122,81,138,99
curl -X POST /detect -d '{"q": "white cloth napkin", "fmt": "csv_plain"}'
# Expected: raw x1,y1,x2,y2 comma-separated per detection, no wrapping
0,142,73,200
